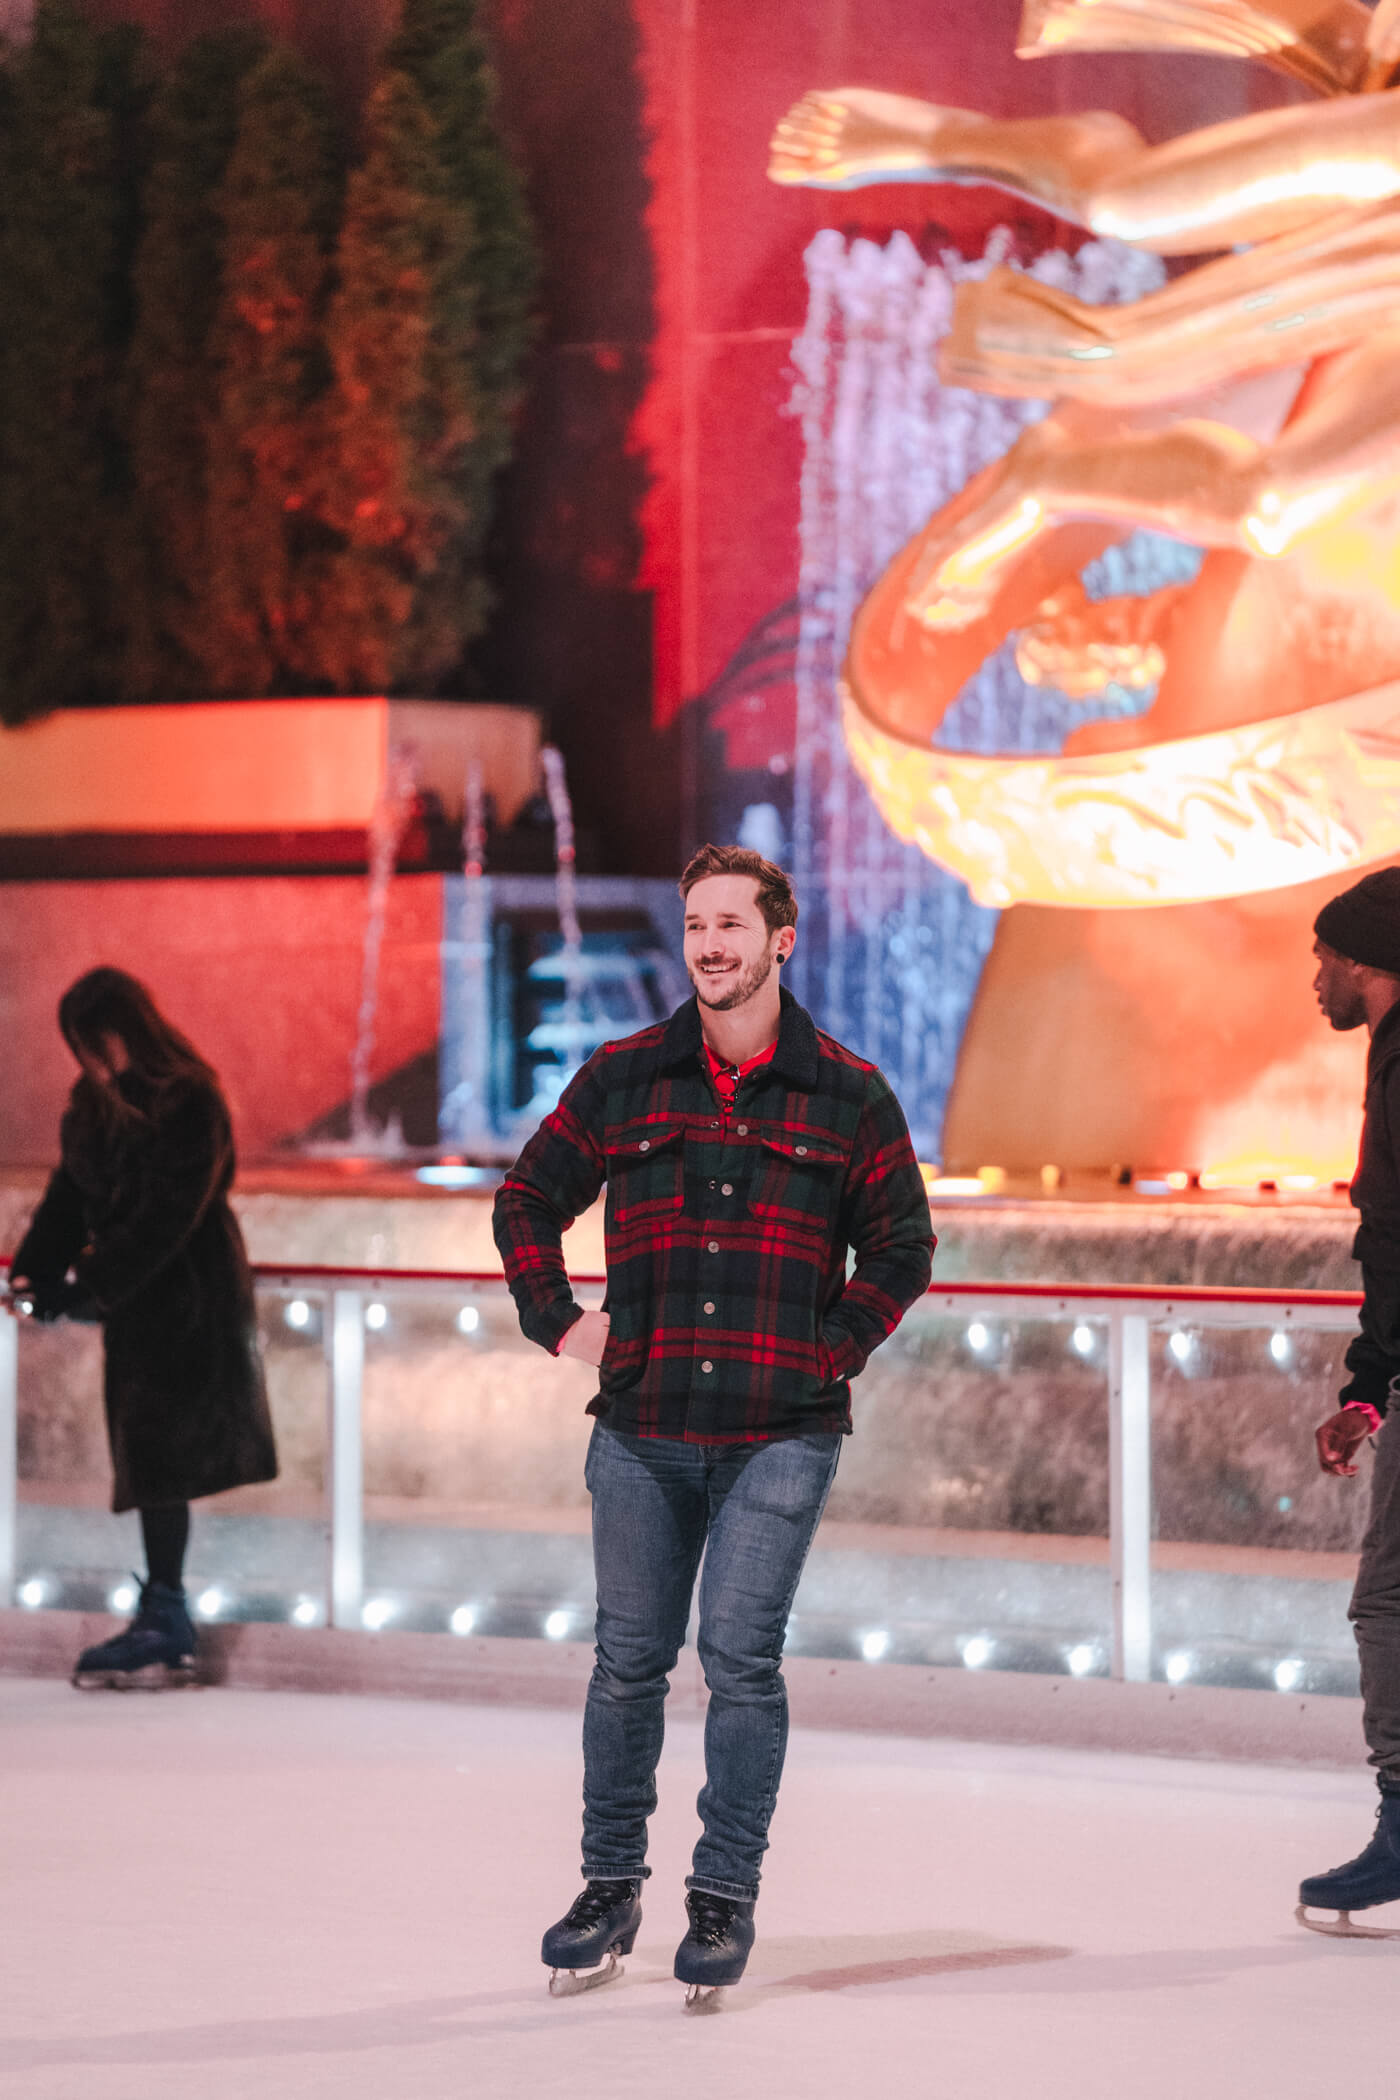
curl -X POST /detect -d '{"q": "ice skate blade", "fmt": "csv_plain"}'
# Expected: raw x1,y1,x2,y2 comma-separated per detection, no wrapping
683,1983,726,2014
1296,1903,1400,1941
71,1662,199,1692
547,1952,624,1997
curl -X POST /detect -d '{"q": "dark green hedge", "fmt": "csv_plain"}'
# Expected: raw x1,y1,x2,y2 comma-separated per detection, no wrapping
0,0,537,724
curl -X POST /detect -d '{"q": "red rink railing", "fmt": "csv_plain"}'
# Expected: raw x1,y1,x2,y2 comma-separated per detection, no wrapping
0,1261,1364,1682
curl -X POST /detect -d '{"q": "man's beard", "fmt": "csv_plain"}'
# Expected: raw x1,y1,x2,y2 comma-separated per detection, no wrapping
689,947,775,1012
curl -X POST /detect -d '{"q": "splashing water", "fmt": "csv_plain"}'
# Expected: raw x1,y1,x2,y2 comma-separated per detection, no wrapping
539,745,588,1091
788,228,1200,1156
348,743,419,1148
438,761,492,1151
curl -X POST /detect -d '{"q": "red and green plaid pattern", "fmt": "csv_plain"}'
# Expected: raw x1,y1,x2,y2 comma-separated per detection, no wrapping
493,988,936,1443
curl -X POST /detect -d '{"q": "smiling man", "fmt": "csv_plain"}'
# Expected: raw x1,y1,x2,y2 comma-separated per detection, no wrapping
493,843,934,2007
1299,867,1400,1933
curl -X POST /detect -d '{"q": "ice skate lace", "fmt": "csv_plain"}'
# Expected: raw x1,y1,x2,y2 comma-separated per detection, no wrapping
686,1892,740,1948
565,1880,636,1929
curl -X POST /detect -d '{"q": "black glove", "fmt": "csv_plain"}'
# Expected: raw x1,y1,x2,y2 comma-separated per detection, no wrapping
18,1278,101,1325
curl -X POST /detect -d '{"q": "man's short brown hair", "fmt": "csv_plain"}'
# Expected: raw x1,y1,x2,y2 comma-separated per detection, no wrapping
679,844,798,933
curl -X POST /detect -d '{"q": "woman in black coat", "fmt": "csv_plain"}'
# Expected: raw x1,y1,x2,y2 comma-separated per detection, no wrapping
10,968,278,1685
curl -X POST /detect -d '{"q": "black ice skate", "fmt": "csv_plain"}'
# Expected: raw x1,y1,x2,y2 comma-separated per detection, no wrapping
542,1878,642,1996
72,1579,199,1690
1297,1792,1400,1938
673,1889,756,2011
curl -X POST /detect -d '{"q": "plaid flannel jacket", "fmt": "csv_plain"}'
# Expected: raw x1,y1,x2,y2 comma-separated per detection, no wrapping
492,987,936,1443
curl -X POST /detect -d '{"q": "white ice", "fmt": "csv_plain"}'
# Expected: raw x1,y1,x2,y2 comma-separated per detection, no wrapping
1,1677,1395,2100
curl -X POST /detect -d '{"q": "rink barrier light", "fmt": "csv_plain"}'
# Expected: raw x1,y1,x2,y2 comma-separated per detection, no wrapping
284,1297,312,1330
1269,1330,1292,1365
290,1597,321,1628
543,1610,573,1641
1066,1643,1099,1678
450,1604,478,1636
17,1575,46,1609
196,1586,226,1621
2,1260,1363,1678
1167,1330,1193,1364
361,1597,395,1632
456,1305,481,1334
1071,1323,1095,1358
364,1302,388,1331
965,1321,991,1353
960,1635,993,1670
860,1629,891,1663
1164,1650,1193,1685
1273,1657,1305,1693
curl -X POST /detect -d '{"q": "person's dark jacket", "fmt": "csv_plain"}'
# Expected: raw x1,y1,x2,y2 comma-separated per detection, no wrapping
494,987,935,1442
13,1070,278,1511
1342,999,1400,1419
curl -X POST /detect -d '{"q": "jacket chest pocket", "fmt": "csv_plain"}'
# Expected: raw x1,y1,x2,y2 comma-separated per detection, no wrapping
605,1123,685,1224
748,1134,845,1236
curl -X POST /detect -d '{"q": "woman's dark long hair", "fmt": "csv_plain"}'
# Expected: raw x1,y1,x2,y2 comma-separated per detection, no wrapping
58,969,218,1108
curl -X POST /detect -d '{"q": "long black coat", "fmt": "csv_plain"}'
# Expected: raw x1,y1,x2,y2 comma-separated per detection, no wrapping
14,1072,278,1512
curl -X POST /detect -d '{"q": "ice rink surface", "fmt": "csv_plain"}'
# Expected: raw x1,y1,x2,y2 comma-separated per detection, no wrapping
2,1676,1396,2100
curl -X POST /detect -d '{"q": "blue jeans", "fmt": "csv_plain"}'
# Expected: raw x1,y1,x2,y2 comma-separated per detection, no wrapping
580,1422,841,1903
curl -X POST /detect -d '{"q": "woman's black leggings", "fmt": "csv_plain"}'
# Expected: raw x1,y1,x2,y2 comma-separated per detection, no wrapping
139,1503,190,1591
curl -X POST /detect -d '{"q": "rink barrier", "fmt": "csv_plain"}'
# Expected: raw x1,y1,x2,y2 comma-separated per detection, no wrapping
0,1263,1364,1688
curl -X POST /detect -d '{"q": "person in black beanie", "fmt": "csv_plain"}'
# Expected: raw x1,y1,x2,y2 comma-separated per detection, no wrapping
1300,865,1400,1932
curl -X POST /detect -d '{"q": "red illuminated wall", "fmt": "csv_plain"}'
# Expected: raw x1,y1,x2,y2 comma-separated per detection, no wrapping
0,874,442,1165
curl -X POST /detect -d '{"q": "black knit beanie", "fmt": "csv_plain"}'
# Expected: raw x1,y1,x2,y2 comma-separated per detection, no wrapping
1314,867,1400,976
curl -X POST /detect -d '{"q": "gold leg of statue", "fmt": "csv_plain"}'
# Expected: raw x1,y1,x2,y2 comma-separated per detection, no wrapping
770,85,1400,254
898,328,1400,632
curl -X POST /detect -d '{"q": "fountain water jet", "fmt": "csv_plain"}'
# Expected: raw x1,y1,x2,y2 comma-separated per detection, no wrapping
347,742,419,1152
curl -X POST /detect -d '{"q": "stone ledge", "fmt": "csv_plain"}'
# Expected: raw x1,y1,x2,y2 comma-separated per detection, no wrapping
0,1608,1364,1767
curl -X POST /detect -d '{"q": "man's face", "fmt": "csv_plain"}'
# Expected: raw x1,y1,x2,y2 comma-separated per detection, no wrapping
683,874,795,1014
1314,939,1368,1032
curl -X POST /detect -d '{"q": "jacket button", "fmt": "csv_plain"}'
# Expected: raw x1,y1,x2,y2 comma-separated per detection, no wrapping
707,1240,719,1254
703,1301,715,1315
736,1123,748,1135
701,1360,713,1373
795,1145,807,1156
639,1140,650,1151
711,1120,720,1129
721,1182,733,1196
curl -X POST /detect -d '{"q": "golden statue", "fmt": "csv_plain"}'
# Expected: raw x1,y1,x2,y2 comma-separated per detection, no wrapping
769,0,1400,1174
771,0,1400,913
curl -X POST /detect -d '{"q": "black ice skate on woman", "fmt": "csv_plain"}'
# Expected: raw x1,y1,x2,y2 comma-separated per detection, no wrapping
1297,1791,1400,1937
674,1890,756,2011
542,1879,642,1995
72,1578,198,1690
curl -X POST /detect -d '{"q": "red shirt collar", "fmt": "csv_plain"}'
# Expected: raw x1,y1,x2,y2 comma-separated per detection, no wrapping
703,1036,777,1112
703,1037,778,1081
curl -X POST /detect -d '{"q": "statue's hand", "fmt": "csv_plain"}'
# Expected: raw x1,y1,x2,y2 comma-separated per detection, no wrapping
768,88,948,189
1016,581,1187,699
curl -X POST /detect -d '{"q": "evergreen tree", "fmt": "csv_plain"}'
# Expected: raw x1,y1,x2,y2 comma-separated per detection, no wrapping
190,45,342,695
0,2,140,724
300,69,476,691
123,25,270,699
382,0,538,685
